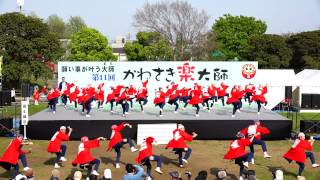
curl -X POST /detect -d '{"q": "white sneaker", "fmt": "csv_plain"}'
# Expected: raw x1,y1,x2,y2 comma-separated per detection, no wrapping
264,153,272,158
208,109,211,112
179,165,184,168
146,176,152,180
155,167,163,174
182,159,188,164
159,114,164,117
174,111,178,114
91,170,99,176
239,176,244,180
195,114,199,117
257,112,260,115
312,164,320,168
141,110,144,113
232,115,235,118
125,112,129,115
110,110,114,113
243,162,249,168
250,158,255,164
116,163,120,168
86,114,91,117
53,111,56,114
54,163,60,168
23,167,30,171
64,105,67,109
131,147,138,152
60,157,67,162
237,109,241,113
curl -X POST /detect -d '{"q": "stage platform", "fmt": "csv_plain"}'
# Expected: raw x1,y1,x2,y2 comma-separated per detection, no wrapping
26,104,292,140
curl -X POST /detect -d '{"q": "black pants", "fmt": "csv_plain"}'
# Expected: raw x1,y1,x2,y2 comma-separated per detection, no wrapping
169,97,179,111
193,104,200,115
232,101,240,115
138,98,148,111
156,102,165,115
218,96,225,106
235,153,253,176
61,95,68,106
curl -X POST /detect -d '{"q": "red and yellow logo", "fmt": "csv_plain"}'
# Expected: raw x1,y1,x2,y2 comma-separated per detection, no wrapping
241,64,256,79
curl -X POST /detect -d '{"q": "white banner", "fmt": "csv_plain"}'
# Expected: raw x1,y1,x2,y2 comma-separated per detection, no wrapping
21,101,29,125
58,61,258,101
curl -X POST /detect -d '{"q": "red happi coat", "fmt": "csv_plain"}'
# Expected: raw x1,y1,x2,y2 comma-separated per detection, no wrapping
95,83,105,101
142,80,149,88
69,87,80,103
47,89,60,101
208,86,217,97
153,91,166,104
224,138,252,159
180,88,191,97
201,91,210,101
0,138,25,165
41,87,47,95
251,86,268,103
166,129,193,149
226,88,242,104
217,84,229,97
116,89,130,102
128,86,137,97
106,90,116,103
136,88,148,100
33,90,40,101
283,139,312,163
188,89,202,105
47,131,70,153
240,124,270,140
169,89,180,101
107,123,125,151
136,137,155,163
245,84,255,93
72,139,100,165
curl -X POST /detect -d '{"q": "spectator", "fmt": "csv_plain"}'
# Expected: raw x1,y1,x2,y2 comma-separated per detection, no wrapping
273,169,283,180
50,169,60,180
169,171,181,180
216,170,227,180
195,170,207,180
15,174,27,180
86,174,98,180
100,169,112,180
297,176,306,180
11,88,16,102
25,168,34,180
73,171,82,180
123,164,144,180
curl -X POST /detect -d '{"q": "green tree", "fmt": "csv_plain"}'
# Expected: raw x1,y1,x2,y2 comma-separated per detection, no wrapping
212,14,267,59
0,12,63,88
244,34,292,69
124,42,145,61
65,16,87,38
287,30,320,70
68,27,116,61
47,14,66,38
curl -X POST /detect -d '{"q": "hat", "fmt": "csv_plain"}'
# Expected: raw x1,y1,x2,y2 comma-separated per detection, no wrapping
178,124,184,130
74,171,82,180
15,174,27,180
81,136,89,142
169,171,179,178
104,169,112,178
60,126,66,130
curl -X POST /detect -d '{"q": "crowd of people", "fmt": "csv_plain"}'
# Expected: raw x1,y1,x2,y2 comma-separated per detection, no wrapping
0,120,319,180
32,77,268,118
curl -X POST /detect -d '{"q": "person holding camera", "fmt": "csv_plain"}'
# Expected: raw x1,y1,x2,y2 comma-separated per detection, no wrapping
106,122,138,169
47,126,72,168
240,119,271,164
123,163,144,180
135,137,163,180
283,132,319,178
166,124,198,168
224,132,255,180
72,136,106,176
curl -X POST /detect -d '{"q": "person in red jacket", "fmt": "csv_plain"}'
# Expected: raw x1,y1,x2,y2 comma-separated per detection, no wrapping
69,85,80,110
251,84,268,115
188,85,202,117
136,87,148,112
117,87,130,117
135,137,163,179
72,136,105,176
201,88,211,112
208,84,218,109
227,86,242,118
96,83,105,110
33,88,40,105
106,123,138,168
167,89,180,114
179,87,191,110
244,83,255,105
128,85,137,109
47,126,73,168
47,88,60,114
166,124,197,167
153,87,167,117
224,132,254,180
240,120,271,164
0,134,33,179
216,82,229,107
82,85,96,117
283,132,319,177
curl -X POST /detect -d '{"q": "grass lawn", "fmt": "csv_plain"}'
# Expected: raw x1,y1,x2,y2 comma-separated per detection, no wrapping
0,138,320,180
0,103,48,119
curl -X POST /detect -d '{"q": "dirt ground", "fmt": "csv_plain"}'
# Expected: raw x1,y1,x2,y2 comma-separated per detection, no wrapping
0,138,320,180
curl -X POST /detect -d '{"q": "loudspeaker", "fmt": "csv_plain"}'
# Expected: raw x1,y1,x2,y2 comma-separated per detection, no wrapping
311,94,320,109
21,84,30,98
301,94,312,108
0,90,12,106
285,86,292,99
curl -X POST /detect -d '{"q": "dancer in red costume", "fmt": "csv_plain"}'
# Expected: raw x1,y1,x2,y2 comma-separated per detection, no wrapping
283,132,319,178
47,88,60,114
106,123,138,168
0,134,33,179
251,84,268,115
166,124,197,167
227,85,242,117
96,83,105,110
33,88,40,105
153,87,167,117
47,126,73,168
188,84,202,117
224,132,254,180
135,137,163,179
72,136,105,176
216,82,229,107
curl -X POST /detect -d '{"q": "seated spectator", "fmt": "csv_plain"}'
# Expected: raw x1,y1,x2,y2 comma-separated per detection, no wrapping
123,164,144,180
169,171,181,180
100,169,112,180
25,168,34,180
216,170,227,180
86,174,98,180
272,169,283,180
195,170,207,180
73,171,82,180
50,169,60,180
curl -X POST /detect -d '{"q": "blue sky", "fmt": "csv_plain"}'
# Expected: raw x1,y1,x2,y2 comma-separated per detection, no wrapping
0,0,319,41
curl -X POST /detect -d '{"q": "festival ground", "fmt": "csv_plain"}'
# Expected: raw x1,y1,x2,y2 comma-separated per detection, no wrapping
27,103,291,140
0,138,319,180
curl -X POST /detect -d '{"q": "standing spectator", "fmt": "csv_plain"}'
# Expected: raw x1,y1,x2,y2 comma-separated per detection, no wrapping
123,164,144,180
11,88,16,102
